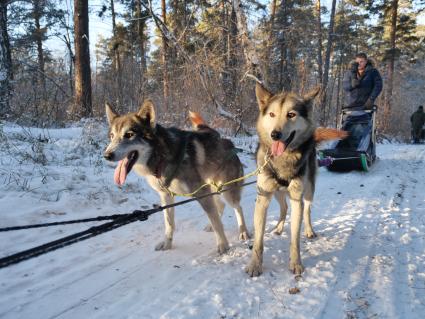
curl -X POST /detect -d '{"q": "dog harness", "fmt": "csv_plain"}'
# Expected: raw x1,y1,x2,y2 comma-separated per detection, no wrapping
266,162,290,187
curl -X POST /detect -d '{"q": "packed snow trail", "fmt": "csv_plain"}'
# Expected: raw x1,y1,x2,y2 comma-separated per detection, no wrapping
0,124,424,318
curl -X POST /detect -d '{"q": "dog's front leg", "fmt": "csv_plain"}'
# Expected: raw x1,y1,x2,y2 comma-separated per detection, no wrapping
303,181,317,238
155,192,175,251
273,190,288,235
288,180,305,275
246,188,273,277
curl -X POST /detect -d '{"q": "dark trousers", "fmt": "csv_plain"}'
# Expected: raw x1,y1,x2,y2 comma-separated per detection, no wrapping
412,127,422,143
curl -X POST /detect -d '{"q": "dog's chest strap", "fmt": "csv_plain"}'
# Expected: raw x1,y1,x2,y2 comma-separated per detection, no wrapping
267,163,290,187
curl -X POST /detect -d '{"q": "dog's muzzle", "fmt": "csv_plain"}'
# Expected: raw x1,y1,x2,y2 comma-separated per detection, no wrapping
104,152,114,161
271,130,282,141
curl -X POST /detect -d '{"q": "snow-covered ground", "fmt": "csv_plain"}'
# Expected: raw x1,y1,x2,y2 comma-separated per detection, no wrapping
0,122,424,319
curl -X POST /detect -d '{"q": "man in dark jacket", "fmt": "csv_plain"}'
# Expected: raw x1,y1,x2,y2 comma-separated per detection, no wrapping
343,53,383,111
411,105,425,143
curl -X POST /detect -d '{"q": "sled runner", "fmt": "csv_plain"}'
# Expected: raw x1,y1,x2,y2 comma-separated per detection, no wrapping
319,107,377,172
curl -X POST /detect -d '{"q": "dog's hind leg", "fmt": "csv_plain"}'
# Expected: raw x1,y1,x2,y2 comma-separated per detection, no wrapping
222,189,250,240
197,191,229,254
155,192,175,251
273,190,288,235
203,195,225,232
303,178,317,239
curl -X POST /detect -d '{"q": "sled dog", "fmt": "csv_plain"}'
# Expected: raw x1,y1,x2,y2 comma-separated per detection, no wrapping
246,83,346,277
104,100,249,254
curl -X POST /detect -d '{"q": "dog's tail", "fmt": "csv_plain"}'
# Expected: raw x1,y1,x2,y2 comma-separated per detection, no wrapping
314,127,348,143
189,111,207,129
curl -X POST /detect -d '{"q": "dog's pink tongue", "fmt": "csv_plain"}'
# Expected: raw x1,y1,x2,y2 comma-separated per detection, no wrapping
271,140,285,157
114,158,129,186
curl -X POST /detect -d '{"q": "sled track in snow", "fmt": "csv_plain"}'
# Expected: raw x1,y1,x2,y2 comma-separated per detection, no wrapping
314,147,425,319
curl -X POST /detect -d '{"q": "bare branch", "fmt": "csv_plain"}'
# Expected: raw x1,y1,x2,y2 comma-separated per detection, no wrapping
15,59,70,98
142,0,251,134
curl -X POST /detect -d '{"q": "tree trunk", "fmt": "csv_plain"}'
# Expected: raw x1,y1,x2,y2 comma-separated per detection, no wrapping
0,0,12,118
135,0,146,102
161,0,169,111
136,0,146,76
278,0,291,91
316,0,323,85
221,0,230,105
63,34,74,95
33,0,46,94
110,0,121,73
383,0,398,131
110,0,123,108
222,1,238,108
320,0,337,125
73,0,92,118
264,0,277,86
231,0,263,79
335,54,343,127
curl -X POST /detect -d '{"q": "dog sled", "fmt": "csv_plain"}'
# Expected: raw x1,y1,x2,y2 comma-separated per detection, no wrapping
319,106,377,172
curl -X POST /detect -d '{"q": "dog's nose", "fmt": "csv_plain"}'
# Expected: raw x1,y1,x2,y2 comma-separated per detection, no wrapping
104,152,114,161
271,130,282,141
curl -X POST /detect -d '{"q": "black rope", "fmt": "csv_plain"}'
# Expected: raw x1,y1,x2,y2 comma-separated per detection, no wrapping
0,181,256,269
0,214,129,232
0,181,256,232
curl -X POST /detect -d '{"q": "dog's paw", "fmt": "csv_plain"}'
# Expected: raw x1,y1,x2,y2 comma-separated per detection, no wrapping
245,260,263,277
203,224,214,232
217,242,230,254
289,261,304,275
155,239,172,251
305,229,317,239
273,224,284,236
239,230,250,241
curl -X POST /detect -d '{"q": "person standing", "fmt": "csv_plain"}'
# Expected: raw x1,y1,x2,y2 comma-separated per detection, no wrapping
410,106,425,143
343,52,383,111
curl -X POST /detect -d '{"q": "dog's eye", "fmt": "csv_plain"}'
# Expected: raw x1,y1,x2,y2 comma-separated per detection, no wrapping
109,133,114,140
269,112,275,118
287,112,296,119
124,132,135,139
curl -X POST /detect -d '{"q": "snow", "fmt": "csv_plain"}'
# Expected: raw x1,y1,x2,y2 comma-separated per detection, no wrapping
1,121,425,319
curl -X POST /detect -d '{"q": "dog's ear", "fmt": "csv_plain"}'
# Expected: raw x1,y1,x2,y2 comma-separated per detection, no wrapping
137,99,156,127
303,87,321,103
255,82,273,111
105,102,118,125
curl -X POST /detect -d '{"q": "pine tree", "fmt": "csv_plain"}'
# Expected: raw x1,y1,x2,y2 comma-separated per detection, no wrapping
73,0,92,118
0,0,12,118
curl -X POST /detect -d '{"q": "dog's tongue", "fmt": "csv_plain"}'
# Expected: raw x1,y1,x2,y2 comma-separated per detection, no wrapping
271,140,285,157
114,158,129,186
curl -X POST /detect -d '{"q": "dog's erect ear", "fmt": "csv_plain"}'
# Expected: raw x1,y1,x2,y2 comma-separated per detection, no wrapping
303,87,321,103
255,82,273,111
137,99,156,127
105,102,118,125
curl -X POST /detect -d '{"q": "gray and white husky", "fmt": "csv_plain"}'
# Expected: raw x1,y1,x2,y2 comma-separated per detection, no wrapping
246,83,345,277
104,100,249,254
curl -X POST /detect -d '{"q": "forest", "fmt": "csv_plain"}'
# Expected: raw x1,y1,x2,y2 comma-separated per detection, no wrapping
1,0,424,138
